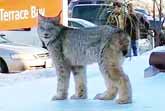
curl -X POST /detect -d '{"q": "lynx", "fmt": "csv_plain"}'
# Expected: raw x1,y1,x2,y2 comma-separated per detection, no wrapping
37,14,132,104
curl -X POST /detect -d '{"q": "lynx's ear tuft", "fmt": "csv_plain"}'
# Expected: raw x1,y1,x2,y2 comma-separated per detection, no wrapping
38,12,45,21
57,10,62,18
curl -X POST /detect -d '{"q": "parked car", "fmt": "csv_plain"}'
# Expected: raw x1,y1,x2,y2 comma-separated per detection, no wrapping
68,18,97,28
133,9,151,39
135,8,165,30
135,8,150,16
0,34,52,73
135,8,153,22
149,17,165,31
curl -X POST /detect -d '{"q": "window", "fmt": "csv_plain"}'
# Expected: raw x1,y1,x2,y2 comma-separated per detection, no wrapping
79,1,92,4
96,1,105,4
68,21,84,28
72,5,112,25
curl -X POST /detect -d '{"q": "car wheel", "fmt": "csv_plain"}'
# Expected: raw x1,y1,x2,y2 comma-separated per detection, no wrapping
0,59,9,73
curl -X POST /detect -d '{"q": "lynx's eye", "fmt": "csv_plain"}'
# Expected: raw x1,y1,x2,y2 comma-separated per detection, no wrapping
40,26,45,30
48,27,54,30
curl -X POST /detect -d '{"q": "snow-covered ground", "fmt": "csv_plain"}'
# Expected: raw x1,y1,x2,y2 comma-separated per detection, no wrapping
0,46,165,111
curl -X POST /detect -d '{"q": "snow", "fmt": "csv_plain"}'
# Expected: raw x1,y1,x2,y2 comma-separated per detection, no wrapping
0,46,165,111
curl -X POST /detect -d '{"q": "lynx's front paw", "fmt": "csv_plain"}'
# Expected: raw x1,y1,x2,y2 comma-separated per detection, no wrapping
94,91,117,100
52,95,67,100
70,94,87,99
116,97,132,104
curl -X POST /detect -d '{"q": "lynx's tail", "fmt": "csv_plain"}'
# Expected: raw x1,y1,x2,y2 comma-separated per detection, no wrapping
116,30,131,56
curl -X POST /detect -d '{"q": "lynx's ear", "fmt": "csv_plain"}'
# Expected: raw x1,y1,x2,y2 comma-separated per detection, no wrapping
54,10,62,23
38,12,45,21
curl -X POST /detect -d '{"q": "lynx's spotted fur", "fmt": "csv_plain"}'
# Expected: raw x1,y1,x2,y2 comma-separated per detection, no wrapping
37,14,132,104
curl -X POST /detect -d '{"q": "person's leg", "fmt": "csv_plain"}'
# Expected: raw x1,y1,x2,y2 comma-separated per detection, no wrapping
131,40,137,56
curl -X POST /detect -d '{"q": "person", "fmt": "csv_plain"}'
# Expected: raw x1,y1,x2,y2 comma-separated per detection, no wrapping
107,1,140,56
125,3,140,56
107,0,125,29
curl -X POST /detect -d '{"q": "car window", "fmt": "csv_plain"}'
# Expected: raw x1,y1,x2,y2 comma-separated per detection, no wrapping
96,1,105,4
69,21,84,28
72,5,112,25
149,20,162,31
79,1,92,4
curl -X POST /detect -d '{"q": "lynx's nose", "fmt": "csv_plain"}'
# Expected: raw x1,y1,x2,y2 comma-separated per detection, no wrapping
44,33,50,38
44,33,49,36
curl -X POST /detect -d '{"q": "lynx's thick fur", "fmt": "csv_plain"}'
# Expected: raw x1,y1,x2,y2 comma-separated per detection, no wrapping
37,14,132,104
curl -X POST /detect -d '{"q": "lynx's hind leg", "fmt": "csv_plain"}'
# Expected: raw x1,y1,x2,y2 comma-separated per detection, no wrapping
96,31,132,104
70,66,87,99
94,78,118,100
52,65,71,100
95,54,118,100
95,52,118,100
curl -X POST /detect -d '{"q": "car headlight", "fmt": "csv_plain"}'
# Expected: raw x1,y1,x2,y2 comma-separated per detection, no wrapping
11,54,37,60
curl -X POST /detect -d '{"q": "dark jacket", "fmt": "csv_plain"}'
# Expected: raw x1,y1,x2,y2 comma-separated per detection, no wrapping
125,13,139,41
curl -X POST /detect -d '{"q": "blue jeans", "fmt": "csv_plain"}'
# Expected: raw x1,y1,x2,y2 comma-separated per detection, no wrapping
127,40,138,57
131,40,138,56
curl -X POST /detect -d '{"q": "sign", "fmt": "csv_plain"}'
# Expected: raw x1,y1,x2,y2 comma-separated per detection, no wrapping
0,0,63,30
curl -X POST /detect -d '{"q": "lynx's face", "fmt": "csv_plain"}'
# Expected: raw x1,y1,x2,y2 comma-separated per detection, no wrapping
37,15,61,46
